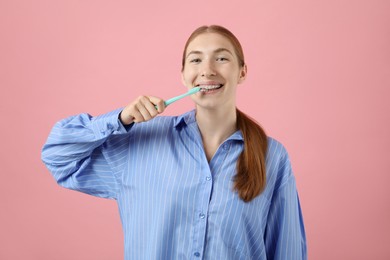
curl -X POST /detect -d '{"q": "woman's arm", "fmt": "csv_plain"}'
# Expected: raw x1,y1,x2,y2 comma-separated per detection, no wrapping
264,176,307,259
41,95,166,199
41,108,130,199
264,148,307,260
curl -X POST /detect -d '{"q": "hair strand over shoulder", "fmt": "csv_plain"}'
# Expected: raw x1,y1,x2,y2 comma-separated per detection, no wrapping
235,109,268,202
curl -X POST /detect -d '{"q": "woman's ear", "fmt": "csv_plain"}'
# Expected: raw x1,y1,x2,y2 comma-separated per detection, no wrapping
238,64,247,84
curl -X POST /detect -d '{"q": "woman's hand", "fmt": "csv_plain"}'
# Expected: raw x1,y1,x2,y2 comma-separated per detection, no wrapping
120,95,165,125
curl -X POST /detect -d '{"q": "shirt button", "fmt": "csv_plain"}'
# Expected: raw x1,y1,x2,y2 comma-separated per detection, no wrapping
194,252,200,257
223,143,229,150
199,213,205,219
206,176,211,181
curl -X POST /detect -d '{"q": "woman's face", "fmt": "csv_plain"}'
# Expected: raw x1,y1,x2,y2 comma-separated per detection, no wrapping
182,32,247,110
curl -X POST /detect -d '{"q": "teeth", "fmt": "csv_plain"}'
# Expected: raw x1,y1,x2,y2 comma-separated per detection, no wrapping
198,84,223,92
202,85,220,89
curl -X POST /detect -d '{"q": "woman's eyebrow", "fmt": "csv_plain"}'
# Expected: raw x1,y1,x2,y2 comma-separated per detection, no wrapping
214,48,233,55
186,48,233,58
186,50,202,58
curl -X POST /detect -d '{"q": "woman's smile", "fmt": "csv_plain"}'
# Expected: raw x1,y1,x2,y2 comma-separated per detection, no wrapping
196,82,225,94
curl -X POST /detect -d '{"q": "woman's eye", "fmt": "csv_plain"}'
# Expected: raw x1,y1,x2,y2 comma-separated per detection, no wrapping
190,58,201,63
217,57,228,62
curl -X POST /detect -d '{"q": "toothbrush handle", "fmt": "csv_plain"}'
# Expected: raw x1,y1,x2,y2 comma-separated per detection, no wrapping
155,87,201,108
164,92,193,106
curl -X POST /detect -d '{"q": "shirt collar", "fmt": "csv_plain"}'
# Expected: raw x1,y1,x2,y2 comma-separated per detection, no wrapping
174,110,244,142
173,109,196,129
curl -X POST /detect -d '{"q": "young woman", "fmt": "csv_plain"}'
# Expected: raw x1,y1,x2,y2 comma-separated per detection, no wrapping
42,25,307,260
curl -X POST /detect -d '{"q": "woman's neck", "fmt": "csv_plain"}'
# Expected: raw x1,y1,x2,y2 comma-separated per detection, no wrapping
195,106,237,161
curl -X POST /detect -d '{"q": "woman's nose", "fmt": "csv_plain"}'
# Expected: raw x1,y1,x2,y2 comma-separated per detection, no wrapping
201,61,216,77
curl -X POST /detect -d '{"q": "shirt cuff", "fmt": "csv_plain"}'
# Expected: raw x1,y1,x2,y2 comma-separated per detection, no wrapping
91,108,130,139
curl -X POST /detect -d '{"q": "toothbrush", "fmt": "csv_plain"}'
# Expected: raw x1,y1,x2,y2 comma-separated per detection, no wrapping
157,87,201,108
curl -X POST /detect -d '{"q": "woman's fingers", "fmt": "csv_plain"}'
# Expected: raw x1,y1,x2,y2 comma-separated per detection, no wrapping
120,95,165,125
149,96,165,113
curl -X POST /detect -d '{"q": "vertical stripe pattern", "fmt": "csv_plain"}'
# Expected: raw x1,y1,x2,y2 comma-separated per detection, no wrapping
42,108,307,260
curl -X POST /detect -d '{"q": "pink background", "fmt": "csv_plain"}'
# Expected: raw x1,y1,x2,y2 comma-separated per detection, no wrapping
1,0,389,259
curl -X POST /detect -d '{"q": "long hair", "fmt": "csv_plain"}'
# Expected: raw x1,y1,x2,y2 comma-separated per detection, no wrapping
182,25,268,202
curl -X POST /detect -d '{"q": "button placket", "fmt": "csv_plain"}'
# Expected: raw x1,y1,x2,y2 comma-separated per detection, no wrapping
190,161,212,259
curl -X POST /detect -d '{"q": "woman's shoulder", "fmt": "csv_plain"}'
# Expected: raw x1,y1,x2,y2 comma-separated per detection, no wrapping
266,136,289,159
265,136,294,191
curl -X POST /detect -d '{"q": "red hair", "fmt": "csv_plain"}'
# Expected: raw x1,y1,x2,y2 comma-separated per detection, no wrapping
182,25,268,202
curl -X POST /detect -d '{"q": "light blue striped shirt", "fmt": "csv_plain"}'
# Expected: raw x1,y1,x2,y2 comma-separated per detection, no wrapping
42,108,307,260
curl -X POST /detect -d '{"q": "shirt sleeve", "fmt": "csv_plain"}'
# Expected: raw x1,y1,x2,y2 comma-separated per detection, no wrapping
41,108,131,200
264,155,307,259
